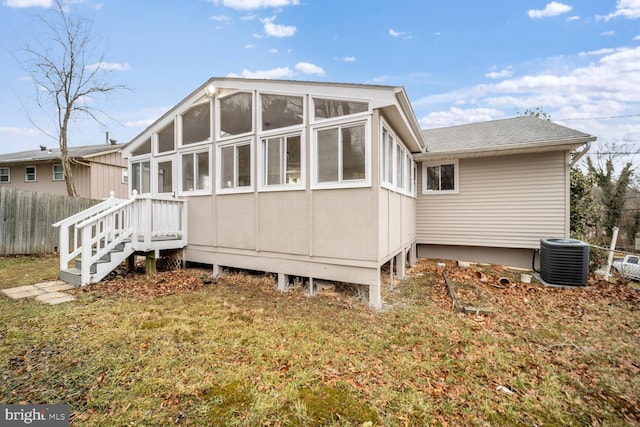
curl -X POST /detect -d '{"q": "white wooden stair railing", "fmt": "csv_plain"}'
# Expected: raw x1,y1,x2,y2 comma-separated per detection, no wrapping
53,191,188,286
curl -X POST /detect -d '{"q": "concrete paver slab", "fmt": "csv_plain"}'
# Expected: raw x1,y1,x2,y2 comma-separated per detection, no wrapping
34,281,75,292
1,285,45,299
35,292,76,305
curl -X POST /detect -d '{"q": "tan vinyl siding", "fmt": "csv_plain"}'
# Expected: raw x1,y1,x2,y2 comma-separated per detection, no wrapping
258,191,309,255
216,193,256,250
416,151,568,249
88,152,127,198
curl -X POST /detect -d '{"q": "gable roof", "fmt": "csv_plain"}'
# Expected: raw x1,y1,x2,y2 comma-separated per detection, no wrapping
123,77,427,155
415,116,596,161
0,144,124,165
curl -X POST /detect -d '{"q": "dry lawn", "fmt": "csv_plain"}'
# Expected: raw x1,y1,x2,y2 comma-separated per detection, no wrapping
0,257,638,426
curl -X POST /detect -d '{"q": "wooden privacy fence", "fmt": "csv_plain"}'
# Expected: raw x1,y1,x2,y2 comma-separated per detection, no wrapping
0,187,99,255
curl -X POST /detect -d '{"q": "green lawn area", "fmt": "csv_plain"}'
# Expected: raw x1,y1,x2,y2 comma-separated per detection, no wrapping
0,256,638,426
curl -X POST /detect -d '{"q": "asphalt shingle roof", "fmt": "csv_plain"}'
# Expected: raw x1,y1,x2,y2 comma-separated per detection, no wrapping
0,144,123,164
421,116,594,153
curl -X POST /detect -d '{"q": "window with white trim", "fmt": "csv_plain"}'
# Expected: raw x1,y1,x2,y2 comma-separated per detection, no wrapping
52,164,64,181
381,127,394,187
314,121,367,186
121,168,128,184
261,133,302,188
25,166,36,182
261,93,303,131
132,138,151,156
219,92,253,138
313,97,368,120
157,160,174,194
423,161,458,193
181,102,211,145
181,149,210,193
218,141,252,192
0,167,9,183
131,160,151,194
157,121,175,153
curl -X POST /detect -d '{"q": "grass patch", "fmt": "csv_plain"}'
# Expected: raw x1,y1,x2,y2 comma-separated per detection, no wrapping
0,257,638,426
0,254,58,289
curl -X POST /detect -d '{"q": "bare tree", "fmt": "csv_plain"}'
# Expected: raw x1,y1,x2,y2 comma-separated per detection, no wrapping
23,1,125,197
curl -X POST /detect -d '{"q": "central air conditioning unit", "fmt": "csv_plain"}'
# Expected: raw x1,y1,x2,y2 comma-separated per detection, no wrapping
539,238,589,286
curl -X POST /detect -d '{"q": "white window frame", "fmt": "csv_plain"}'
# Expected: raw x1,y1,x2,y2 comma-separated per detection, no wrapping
121,168,128,184
178,147,212,196
156,118,177,154
258,132,305,192
52,164,64,181
381,126,395,190
422,160,459,194
0,167,10,183
310,95,371,124
216,91,255,142
154,155,177,196
25,165,36,182
179,101,213,148
130,158,151,195
311,118,371,190
216,139,254,194
380,121,416,197
258,91,305,133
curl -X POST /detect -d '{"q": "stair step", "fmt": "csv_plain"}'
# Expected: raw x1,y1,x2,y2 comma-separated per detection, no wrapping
59,268,81,287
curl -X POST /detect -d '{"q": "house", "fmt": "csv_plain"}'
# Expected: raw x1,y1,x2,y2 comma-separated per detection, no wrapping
0,143,128,199
55,77,596,308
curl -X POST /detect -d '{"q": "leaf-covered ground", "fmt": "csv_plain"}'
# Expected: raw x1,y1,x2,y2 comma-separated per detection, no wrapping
1,257,638,426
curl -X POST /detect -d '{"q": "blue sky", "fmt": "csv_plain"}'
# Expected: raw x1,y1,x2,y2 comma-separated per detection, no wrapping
0,0,639,158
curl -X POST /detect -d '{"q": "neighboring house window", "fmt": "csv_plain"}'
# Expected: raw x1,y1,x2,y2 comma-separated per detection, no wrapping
0,167,10,183
261,93,303,131
52,164,64,181
219,92,253,138
132,138,151,156
121,168,128,184
157,121,175,153
181,149,210,193
314,121,367,186
25,166,36,182
313,97,368,120
218,141,252,192
181,102,211,145
131,160,151,194
423,161,458,193
260,133,302,188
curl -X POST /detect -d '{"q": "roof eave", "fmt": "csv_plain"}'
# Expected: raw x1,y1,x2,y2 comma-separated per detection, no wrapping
413,136,597,162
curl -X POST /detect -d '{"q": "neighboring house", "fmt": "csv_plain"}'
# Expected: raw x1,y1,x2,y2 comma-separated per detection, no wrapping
57,77,595,308
0,144,128,199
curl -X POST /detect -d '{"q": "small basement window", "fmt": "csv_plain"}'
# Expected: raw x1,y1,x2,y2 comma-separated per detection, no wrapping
423,161,458,193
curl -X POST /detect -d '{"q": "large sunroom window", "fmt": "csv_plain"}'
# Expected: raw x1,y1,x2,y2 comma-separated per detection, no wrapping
261,134,302,187
158,122,175,153
313,97,368,120
219,141,252,191
181,150,210,193
182,103,210,145
132,138,151,156
261,93,303,131
131,160,151,194
219,92,252,137
315,122,366,185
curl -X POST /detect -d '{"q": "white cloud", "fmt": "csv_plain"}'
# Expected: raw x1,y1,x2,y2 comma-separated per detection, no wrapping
0,126,41,137
528,2,572,18
599,0,640,20
485,67,514,79
634,35,640,40
343,56,356,62
261,16,296,37
244,44,255,49
228,67,293,79
420,107,505,128
295,62,325,75
568,15,580,21
601,30,616,36
211,0,299,10
389,28,412,39
210,15,231,22
268,48,279,53
85,62,130,72
414,47,640,142
3,0,52,7
124,119,155,129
